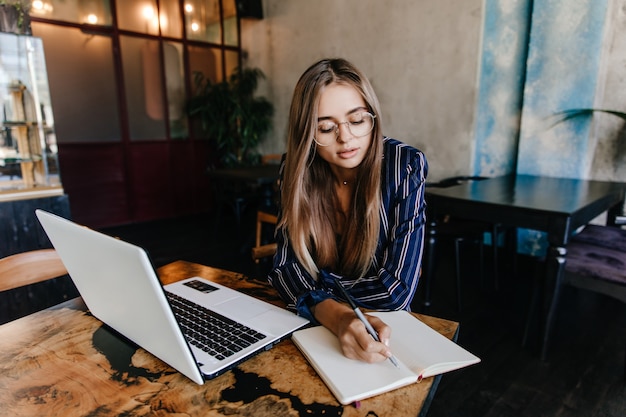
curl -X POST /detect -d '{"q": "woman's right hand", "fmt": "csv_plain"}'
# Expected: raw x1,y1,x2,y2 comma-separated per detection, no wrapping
313,298,393,363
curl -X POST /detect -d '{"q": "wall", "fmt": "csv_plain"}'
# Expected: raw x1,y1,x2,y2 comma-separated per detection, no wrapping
591,0,626,181
243,0,626,185
472,0,532,177
242,0,626,258
515,0,626,183
241,0,484,182
499,0,626,255
518,0,610,179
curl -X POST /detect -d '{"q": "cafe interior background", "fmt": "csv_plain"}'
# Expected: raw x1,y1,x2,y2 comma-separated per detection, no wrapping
1,0,625,256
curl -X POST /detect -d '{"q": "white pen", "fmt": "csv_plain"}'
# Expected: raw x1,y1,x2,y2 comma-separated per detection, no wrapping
333,278,400,368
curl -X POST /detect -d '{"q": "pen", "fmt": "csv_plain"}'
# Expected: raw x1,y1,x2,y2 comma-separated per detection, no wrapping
333,278,400,368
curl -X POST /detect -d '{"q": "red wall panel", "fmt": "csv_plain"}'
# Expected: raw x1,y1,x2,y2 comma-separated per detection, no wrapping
128,142,175,222
57,141,214,229
58,143,130,228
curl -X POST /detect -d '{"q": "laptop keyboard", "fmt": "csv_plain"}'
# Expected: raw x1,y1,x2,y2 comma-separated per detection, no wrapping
165,291,267,361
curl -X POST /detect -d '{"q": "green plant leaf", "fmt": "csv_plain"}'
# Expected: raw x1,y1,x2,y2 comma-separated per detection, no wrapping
549,108,626,129
186,67,274,167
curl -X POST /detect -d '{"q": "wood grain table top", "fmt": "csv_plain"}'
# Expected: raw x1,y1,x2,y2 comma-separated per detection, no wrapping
0,260,459,416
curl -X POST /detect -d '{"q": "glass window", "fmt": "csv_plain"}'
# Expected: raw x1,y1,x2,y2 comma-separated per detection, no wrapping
224,49,239,76
188,45,223,89
120,36,167,141
222,0,238,46
187,45,222,139
31,22,120,143
0,32,61,191
158,0,183,38
31,0,239,142
30,0,113,26
184,0,221,44
164,42,188,139
116,0,160,35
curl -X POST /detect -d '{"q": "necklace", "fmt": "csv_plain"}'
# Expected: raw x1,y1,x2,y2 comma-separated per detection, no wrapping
342,181,349,185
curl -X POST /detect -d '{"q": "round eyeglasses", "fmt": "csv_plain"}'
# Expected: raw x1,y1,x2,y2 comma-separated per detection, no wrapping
314,112,376,147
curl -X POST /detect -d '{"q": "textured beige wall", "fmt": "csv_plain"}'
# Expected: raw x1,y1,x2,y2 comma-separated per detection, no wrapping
241,0,484,181
591,0,626,181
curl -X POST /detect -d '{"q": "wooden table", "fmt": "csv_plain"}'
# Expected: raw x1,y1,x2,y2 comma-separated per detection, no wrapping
425,174,626,359
0,261,459,417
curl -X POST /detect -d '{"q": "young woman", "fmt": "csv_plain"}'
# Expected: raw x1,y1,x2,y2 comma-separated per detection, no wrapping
268,58,428,364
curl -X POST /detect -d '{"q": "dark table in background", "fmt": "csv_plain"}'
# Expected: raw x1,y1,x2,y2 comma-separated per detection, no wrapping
207,164,280,235
208,164,280,186
424,174,626,359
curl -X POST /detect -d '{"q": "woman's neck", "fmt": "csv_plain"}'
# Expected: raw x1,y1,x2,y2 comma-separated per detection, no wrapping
330,166,357,187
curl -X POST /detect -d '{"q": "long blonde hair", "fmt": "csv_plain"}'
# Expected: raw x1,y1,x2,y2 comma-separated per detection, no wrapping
280,58,383,279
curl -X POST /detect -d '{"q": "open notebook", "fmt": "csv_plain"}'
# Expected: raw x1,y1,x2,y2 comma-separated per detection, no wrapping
291,310,480,405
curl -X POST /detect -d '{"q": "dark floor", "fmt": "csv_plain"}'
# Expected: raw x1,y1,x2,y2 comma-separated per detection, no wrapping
7,209,626,416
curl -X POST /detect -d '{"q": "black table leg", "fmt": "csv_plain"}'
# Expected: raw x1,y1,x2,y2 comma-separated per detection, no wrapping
423,219,438,309
539,245,567,360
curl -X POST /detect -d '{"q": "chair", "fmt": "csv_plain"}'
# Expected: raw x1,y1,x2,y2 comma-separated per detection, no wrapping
260,153,282,166
0,249,68,292
424,176,504,311
250,154,282,264
559,220,626,379
209,154,281,241
251,210,278,263
0,248,70,324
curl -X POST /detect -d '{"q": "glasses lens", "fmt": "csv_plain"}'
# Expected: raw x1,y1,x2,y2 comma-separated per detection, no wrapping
316,121,337,145
347,113,374,137
314,112,375,146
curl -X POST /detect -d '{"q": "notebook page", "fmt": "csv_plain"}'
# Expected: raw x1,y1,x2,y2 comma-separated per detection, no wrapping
369,311,480,379
291,325,417,405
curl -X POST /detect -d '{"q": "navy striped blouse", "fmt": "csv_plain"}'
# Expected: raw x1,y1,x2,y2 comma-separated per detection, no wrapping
268,137,428,322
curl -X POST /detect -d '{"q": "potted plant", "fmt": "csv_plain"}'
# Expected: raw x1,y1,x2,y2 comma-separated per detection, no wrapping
187,67,274,168
0,0,31,35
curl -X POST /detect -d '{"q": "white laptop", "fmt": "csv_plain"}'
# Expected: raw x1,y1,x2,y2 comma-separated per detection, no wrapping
35,209,309,385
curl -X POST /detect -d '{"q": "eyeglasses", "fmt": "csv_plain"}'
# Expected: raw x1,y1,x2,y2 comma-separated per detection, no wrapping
314,112,376,146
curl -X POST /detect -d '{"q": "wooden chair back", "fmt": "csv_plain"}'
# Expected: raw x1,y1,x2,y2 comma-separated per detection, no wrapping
251,211,278,263
261,153,282,165
0,249,68,292
250,153,282,263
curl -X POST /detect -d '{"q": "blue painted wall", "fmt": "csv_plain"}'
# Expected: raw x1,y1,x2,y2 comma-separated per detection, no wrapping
473,0,533,177
517,0,609,178
475,0,610,256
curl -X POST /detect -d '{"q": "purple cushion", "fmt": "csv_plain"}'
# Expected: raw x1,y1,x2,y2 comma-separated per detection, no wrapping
571,224,626,252
565,240,626,286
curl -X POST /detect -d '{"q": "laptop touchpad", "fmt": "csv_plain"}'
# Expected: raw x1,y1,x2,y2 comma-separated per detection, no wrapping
215,296,269,321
